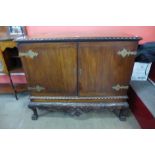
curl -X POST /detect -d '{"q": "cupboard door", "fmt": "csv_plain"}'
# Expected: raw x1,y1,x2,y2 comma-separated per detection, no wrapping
18,42,77,96
78,41,138,96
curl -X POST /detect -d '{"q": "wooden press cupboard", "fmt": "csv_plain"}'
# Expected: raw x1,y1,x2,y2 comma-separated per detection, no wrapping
16,33,142,120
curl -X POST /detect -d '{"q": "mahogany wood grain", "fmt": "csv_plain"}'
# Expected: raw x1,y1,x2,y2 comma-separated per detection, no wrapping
17,37,141,120
18,42,77,96
78,41,138,96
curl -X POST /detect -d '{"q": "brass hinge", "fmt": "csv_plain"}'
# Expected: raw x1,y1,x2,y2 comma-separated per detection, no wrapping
112,84,129,91
19,50,38,59
28,85,45,92
118,48,136,58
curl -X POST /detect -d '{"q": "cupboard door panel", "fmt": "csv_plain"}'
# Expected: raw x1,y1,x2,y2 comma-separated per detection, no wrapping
78,41,138,96
18,42,77,96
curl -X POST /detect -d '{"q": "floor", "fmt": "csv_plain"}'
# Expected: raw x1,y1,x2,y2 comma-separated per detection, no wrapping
0,93,140,129
131,81,155,117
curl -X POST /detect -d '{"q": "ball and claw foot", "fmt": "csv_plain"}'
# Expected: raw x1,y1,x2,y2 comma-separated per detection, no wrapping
119,115,127,121
113,108,129,121
32,114,38,120
68,108,83,116
29,107,38,120
119,108,129,121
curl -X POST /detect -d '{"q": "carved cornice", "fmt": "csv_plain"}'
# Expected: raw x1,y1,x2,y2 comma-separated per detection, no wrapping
29,101,129,111
16,36,142,43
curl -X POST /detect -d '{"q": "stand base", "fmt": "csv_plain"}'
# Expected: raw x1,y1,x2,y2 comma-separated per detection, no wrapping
28,102,129,121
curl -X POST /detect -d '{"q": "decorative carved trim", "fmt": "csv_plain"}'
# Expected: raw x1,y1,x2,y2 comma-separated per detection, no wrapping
28,85,45,92
29,101,128,108
117,48,136,58
30,96,128,100
28,101,129,119
112,84,129,91
29,101,129,117
16,36,142,43
19,50,38,59
0,41,16,51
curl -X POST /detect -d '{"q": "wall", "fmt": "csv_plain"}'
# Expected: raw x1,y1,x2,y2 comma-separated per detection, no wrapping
26,26,155,44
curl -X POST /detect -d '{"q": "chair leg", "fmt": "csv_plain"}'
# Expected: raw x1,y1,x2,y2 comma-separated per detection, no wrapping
8,73,18,100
